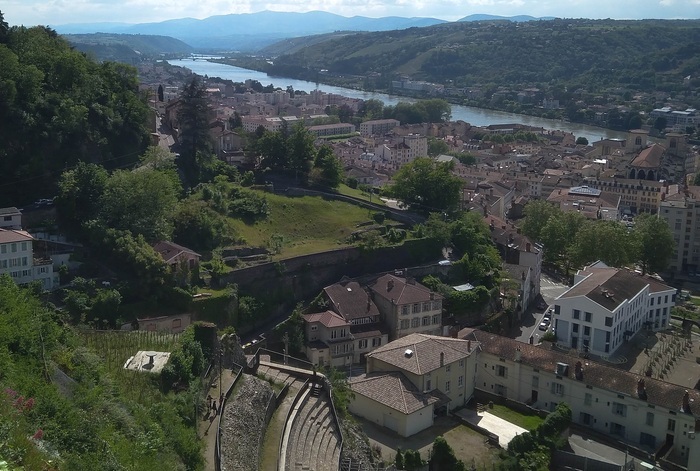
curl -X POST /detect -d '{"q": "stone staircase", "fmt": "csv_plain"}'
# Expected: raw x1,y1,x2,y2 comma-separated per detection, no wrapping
285,383,341,471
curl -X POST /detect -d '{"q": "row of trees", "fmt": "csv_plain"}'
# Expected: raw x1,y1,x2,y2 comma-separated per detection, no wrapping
521,200,674,274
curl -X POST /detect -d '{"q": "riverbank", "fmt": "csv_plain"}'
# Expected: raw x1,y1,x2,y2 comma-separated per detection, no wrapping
165,58,629,142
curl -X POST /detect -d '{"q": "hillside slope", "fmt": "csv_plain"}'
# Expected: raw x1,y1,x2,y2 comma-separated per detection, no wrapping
266,19,700,96
64,33,193,61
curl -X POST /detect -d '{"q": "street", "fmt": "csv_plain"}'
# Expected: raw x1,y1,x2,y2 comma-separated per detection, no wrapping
513,274,570,345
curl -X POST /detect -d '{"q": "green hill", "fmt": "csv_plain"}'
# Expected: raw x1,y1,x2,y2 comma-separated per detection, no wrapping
63,33,193,62
265,19,700,100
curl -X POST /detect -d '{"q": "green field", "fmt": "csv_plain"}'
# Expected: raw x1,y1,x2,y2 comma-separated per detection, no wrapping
335,183,385,206
230,191,379,258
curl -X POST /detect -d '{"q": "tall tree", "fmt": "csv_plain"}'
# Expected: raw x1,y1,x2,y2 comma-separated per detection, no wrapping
312,144,343,188
569,220,636,268
389,157,462,212
287,123,317,184
0,10,8,43
522,200,559,241
157,84,164,102
55,163,109,234
99,168,179,241
177,77,213,186
429,436,466,471
634,213,674,274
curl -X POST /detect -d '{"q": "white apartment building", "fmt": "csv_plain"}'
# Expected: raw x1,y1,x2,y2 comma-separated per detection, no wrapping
658,186,700,275
553,264,675,356
465,330,700,470
0,229,56,290
374,134,428,171
359,119,400,137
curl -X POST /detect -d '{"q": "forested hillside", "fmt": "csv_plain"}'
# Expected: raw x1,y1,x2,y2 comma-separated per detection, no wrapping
64,33,194,62
0,13,150,204
266,19,700,99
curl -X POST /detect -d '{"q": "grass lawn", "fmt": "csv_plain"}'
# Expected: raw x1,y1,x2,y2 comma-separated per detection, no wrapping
229,191,376,258
690,296,700,306
488,404,544,431
335,183,385,206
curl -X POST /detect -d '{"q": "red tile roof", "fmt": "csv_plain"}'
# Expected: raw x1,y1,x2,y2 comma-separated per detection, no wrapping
369,274,442,306
0,229,33,244
303,310,350,329
349,372,442,414
368,333,475,375
324,280,380,322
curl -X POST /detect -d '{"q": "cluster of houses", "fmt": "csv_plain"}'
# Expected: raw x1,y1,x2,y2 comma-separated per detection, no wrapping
300,261,698,469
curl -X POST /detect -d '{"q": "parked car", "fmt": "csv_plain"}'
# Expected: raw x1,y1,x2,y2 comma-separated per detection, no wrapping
539,319,551,331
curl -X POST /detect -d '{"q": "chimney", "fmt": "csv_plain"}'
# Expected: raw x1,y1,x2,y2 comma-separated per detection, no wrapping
440,352,445,367
683,390,691,413
526,242,531,252
467,340,471,352
515,347,522,362
387,279,394,291
574,361,583,380
637,378,647,400
430,292,435,300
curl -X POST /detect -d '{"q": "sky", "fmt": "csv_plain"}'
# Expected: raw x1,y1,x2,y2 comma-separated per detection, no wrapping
2,0,699,27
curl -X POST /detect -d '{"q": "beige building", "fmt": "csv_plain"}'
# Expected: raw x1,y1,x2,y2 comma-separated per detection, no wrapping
464,330,700,470
369,274,442,340
303,310,354,368
0,228,57,290
658,185,700,274
349,334,478,437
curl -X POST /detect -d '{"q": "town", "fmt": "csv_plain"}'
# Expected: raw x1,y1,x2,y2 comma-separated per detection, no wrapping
2,13,700,471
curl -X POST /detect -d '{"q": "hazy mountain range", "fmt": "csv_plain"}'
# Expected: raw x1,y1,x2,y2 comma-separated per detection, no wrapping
55,11,555,52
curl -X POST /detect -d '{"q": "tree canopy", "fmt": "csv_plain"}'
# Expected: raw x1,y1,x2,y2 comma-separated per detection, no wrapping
0,21,149,203
389,157,463,212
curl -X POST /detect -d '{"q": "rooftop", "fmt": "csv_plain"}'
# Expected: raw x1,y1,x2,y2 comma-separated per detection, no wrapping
349,372,444,414
303,310,350,329
369,274,441,306
324,280,380,322
0,229,33,244
368,333,475,376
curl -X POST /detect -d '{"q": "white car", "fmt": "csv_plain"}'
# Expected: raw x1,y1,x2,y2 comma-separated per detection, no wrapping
539,320,550,331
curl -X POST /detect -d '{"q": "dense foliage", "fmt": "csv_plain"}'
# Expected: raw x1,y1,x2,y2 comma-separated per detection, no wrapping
262,19,700,126
522,200,674,274
0,16,150,204
388,158,463,212
0,276,204,470
503,403,571,471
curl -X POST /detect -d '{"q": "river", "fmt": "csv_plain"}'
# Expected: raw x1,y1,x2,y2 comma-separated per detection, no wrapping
166,59,627,143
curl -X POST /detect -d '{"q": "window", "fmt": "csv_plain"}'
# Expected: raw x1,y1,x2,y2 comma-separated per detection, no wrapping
372,338,382,347
551,382,564,396
495,384,507,396
646,412,654,426
432,314,440,325
413,303,420,313
400,319,409,329
554,304,560,314
584,326,591,336
532,376,539,388
331,330,338,339
3,216,11,221
610,422,625,437
580,412,593,425
21,242,27,251
432,300,442,310
401,305,409,316
311,325,318,331
459,359,464,367
573,309,580,319
422,301,431,311
445,381,451,393
668,419,676,432
422,316,430,326
496,365,508,378
426,379,432,390
11,243,17,253
605,316,613,327
1,245,6,254
358,339,368,349
585,312,592,322
612,402,627,417
411,318,420,328
584,393,592,406
572,323,579,333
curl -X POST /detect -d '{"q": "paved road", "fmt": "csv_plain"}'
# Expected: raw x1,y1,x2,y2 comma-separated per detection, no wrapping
514,274,570,344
